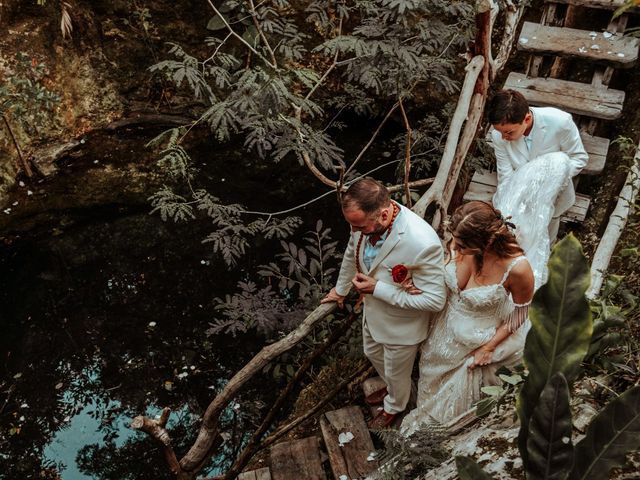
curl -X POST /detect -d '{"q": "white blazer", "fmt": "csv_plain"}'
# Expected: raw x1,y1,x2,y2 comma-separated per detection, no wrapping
490,107,588,214
335,205,446,345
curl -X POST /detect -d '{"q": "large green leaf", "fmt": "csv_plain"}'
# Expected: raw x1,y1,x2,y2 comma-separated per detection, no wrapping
568,386,640,480
526,372,574,480
517,234,592,465
455,456,494,480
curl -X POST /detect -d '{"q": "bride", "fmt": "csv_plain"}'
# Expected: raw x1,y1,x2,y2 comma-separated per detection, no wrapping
401,201,535,434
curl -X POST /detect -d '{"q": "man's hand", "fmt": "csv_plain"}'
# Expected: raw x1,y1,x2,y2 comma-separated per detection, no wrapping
320,287,345,308
352,273,377,294
400,278,422,295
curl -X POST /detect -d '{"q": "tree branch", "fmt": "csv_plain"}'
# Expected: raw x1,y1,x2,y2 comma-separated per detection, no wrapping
412,55,484,219
398,97,413,207
177,302,337,472
2,113,33,177
205,0,276,69
247,0,278,69
222,310,360,480
587,156,640,299
131,408,182,475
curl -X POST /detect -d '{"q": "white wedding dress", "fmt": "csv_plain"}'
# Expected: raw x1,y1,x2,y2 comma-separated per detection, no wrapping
400,256,530,435
401,152,572,434
493,152,573,289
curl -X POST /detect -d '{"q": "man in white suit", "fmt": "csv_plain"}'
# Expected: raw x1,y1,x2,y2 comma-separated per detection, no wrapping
488,89,588,239
321,178,446,428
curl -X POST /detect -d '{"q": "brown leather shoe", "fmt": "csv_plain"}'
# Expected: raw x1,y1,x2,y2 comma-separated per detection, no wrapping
367,409,398,429
364,386,388,406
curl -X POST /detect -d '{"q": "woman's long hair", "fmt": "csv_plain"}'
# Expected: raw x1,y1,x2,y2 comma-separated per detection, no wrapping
446,201,524,273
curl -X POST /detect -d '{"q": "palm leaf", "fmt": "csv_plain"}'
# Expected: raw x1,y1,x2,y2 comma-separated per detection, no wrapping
526,372,574,480
455,456,494,480
568,386,640,480
517,234,592,465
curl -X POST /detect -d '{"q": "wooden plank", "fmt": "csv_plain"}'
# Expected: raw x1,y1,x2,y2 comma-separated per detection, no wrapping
553,0,630,10
238,468,272,480
320,406,378,480
463,171,590,222
581,133,609,174
270,437,326,480
504,72,625,120
518,22,638,67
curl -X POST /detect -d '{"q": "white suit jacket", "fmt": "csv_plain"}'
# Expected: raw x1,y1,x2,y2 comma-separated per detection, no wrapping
335,205,446,345
490,107,588,214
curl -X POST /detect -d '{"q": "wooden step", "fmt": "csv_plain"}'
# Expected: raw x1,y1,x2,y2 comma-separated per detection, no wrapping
320,406,378,480
553,0,630,10
270,437,326,480
504,72,625,120
238,467,271,480
463,170,590,222
581,133,609,174
518,22,638,67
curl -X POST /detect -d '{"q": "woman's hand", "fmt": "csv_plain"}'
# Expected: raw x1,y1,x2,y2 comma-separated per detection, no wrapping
400,277,422,295
468,345,495,369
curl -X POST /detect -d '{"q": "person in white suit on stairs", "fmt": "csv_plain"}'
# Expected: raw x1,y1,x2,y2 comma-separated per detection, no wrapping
321,178,446,428
487,89,589,288
488,89,589,241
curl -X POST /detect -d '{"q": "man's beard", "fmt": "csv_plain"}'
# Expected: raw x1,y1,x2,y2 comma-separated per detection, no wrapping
369,221,387,237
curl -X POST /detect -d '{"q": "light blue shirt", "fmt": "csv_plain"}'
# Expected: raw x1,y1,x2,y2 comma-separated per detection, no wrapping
362,208,403,270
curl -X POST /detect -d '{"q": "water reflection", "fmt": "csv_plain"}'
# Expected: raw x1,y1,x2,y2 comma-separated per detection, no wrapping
0,214,276,479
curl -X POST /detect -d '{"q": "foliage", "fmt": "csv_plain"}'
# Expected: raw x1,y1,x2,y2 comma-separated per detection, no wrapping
568,385,640,480
0,52,61,135
148,0,476,235
585,274,638,380
206,280,299,337
517,234,592,464
613,0,640,20
258,219,340,300
474,367,524,417
374,425,450,480
526,372,573,480
206,220,340,338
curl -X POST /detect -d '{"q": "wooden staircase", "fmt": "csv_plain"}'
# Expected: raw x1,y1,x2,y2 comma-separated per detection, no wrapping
238,403,379,480
464,0,639,224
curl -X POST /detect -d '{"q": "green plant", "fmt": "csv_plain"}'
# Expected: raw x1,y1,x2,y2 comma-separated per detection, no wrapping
517,234,593,464
474,367,524,417
0,52,61,135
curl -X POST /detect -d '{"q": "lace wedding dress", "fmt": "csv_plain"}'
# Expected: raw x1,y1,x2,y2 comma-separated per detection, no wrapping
492,152,573,289
400,256,530,435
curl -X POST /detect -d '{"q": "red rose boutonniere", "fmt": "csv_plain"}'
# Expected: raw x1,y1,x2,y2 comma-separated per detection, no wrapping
391,264,409,283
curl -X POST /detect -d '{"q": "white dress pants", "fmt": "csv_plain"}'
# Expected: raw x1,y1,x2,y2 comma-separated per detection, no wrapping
362,320,420,414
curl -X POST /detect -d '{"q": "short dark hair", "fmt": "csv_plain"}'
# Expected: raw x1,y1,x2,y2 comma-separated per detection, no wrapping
341,177,390,215
487,89,529,125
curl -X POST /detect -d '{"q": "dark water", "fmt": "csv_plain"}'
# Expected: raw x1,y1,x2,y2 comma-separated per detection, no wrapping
0,210,281,479
0,117,406,479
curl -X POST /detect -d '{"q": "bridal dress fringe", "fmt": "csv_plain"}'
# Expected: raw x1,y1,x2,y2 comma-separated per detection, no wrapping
401,153,572,434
